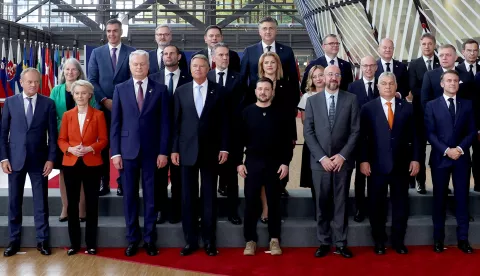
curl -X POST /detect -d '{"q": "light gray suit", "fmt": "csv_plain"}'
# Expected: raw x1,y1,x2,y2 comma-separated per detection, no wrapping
303,90,360,247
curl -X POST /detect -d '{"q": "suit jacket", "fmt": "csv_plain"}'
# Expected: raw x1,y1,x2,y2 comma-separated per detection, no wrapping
408,56,440,98
207,69,246,116
375,59,409,98
110,77,171,160
420,67,467,110
148,49,189,75
360,98,419,174
424,96,476,168
303,90,360,170
0,94,57,171
473,72,480,130
271,78,299,140
455,61,479,101
301,56,353,93
149,69,192,97
88,43,136,106
58,106,108,166
193,48,241,73
172,80,229,166
347,79,379,108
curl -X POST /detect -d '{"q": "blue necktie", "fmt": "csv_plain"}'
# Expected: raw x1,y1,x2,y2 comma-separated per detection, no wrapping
448,98,455,125
168,72,174,95
194,85,203,117
26,97,33,127
328,95,335,130
330,59,335,65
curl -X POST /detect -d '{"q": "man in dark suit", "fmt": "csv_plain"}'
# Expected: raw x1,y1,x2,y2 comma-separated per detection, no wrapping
149,24,188,74
304,65,360,259
1,68,57,257
347,55,379,222
360,72,420,255
408,33,440,194
171,55,229,257
111,50,171,257
425,70,476,254
150,44,192,224
375,38,409,98
240,16,298,105
88,18,136,196
206,42,245,225
301,34,353,93
192,25,241,73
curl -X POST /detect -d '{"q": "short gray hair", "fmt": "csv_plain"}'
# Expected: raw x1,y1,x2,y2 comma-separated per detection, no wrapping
129,50,149,64
378,72,397,84
322,34,338,45
59,58,86,84
191,54,210,68
71,80,94,96
20,67,41,80
211,42,229,56
155,24,171,32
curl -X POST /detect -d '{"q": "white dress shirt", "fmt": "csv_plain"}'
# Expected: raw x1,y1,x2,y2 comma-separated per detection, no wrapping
207,48,214,67
442,94,465,155
325,55,338,66
133,77,148,100
380,58,393,72
165,68,181,92
363,77,375,97
464,60,477,76
78,112,87,136
157,48,163,68
23,92,38,114
193,79,208,106
262,41,276,53
108,43,121,66
215,68,228,86
423,55,434,69
324,90,339,116
380,97,395,120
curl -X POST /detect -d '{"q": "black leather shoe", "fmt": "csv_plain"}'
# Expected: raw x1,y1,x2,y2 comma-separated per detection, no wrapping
79,217,86,223
217,187,227,196
409,179,416,189
3,242,20,257
433,241,444,253
228,215,242,225
125,242,139,257
204,243,218,256
155,212,166,224
374,243,386,255
67,248,79,256
458,240,474,254
37,241,51,255
394,244,408,254
260,217,268,224
353,210,365,223
143,242,158,256
116,186,123,196
335,246,353,258
281,188,290,197
416,183,427,194
86,248,97,255
180,244,199,256
314,245,330,258
98,179,110,196
59,216,68,222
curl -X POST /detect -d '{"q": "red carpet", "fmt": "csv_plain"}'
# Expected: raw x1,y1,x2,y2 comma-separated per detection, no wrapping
48,161,119,189
82,246,479,275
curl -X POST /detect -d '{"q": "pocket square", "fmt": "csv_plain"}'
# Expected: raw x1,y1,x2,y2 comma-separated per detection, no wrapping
459,80,464,84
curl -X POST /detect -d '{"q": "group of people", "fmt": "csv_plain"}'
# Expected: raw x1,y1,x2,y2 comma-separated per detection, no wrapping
0,15,478,260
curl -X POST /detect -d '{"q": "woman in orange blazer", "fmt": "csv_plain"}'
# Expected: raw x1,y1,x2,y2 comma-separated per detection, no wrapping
58,80,108,256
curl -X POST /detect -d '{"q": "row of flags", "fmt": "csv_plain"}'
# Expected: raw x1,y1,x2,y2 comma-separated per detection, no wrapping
0,38,80,98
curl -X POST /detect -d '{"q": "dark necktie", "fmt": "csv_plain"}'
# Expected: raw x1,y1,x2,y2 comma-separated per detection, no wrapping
212,60,216,70
330,59,335,65
386,62,391,72
266,45,272,52
448,98,455,124
328,95,335,130
218,72,225,87
111,48,117,71
427,60,432,71
168,72,174,95
137,81,144,111
469,64,474,80
367,81,373,99
26,97,33,127
159,51,165,70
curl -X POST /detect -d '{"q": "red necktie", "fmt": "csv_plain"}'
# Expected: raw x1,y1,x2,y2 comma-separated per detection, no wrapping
137,81,144,111
212,60,216,70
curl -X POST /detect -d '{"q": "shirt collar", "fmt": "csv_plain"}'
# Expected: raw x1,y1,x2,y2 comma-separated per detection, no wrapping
133,76,148,85
215,68,228,76
464,60,475,70
380,96,395,106
165,68,180,76
381,58,393,66
23,92,37,100
363,77,375,84
108,43,122,52
423,55,434,63
262,41,276,50
325,55,338,65
193,79,208,88
443,94,456,102
325,89,339,98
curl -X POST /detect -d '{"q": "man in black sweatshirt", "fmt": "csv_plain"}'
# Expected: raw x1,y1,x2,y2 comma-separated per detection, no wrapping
234,77,293,256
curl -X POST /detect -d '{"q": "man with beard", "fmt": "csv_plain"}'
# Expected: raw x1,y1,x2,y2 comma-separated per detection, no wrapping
235,77,293,256
304,65,360,259
149,24,188,75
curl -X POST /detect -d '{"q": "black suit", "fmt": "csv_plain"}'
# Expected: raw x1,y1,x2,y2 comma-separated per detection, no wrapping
408,56,440,188
150,69,192,220
360,98,418,246
375,59,409,98
301,56,353,93
420,66,467,110
148,49,189,75
193,48,241,73
172,80,229,245
347,79,379,214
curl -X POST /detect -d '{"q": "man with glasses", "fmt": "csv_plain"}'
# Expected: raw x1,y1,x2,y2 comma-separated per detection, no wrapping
304,65,360,259
347,55,379,222
149,24,188,75
301,34,353,93
375,38,409,98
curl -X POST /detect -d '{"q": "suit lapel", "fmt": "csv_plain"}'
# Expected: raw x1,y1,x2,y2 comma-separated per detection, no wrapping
141,81,154,115
30,95,43,128
81,106,94,138
375,98,391,130
115,44,128,77
454,98,462,126
332,92,345,129
392,99,403,132
376,60,384,74
17,94,28,129
226,72,236,89
201,82,216,119
126,79,140,116
178,71,189,87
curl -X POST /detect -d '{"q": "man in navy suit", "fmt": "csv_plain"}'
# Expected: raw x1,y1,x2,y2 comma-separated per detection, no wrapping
360,72,419,255
171,55,229,257
301,34,353,93
1,68,57,257
149,24,188,75
192,25,241,73
347,55,379,222
88,18,136,196
408,33,440,194
425,70,476,254
240,16,298,106
111,50,171,257
150,44,192,224
207,42,245,225
375,38,409,98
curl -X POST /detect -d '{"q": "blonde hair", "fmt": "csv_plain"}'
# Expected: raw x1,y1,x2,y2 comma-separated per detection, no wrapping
71,80,94,98
305,65,325,92
258,52,283,80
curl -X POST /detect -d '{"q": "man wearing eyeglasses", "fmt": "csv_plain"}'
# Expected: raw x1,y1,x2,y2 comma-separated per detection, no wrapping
149,24,188,75
375,38,409,98
301,34,353,93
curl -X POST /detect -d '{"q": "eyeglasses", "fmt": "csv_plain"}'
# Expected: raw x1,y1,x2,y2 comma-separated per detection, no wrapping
156,33,171,37
324,42,340,46
326,72,341,78
361,64,377,68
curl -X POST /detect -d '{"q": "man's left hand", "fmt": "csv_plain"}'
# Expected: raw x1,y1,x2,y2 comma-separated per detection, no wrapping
218,152,228,164
43,161,54,177
157,154,168,168
330,154,345,172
